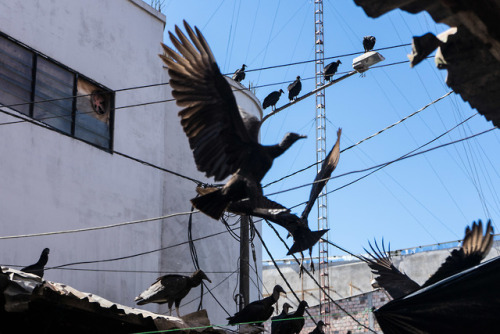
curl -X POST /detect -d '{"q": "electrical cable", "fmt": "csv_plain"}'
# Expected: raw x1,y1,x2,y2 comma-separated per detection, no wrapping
0,210,200,240
263,221,377,333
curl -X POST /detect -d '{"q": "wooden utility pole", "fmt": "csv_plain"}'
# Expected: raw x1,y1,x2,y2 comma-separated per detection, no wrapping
239,215,250,310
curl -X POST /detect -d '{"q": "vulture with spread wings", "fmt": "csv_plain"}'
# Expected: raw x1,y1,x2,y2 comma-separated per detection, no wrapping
362,219,494,299
160,21,305,220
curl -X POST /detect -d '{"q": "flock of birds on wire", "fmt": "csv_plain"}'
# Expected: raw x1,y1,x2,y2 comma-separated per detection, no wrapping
12,22,498,333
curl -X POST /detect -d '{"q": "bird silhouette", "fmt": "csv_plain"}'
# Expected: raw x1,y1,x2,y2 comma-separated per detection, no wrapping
227,285,286,326
308,320,326,334
324,60,341,82
361,220,494,299
363,36,376,52
273,300,309,334
160,21,305,220
287,76,302,101
135,269,211,317
232,64,247,82
263,89,284,111
271,302,292,334
21,248,50,278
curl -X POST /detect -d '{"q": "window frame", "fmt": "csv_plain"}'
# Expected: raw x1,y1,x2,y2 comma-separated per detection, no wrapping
0,30,115,152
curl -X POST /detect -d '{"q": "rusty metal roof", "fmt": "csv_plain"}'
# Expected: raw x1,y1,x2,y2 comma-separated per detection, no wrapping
354,0,500,128
0,266,222,333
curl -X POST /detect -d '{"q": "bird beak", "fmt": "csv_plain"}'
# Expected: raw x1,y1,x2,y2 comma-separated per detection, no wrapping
205,277,212,283
298,135,307,139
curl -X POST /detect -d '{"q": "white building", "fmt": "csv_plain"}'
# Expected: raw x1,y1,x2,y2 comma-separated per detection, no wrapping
0,0,261,325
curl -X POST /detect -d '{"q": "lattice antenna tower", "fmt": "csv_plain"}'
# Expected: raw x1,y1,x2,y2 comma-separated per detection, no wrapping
314,0,332,329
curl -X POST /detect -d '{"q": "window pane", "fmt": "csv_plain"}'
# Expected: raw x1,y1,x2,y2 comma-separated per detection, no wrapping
0,35,33,115
75,78,111,149
34,57,73,134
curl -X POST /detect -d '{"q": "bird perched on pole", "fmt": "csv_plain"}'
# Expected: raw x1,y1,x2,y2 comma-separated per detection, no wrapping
273,300,309,334
288,76,302,101
361,220,494,299
308,320,326,334
324,60,341,82
363,36,376,52
227,285,286,326
135,269,211,317
232,64,247,82
160,21,306,220
271,302,293,334
263,89,284,111
21,248,50,278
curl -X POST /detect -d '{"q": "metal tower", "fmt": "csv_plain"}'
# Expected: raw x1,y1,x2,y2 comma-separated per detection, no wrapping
314,0,331,328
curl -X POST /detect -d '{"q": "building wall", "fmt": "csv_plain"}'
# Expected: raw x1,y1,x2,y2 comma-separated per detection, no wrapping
0,0,261,326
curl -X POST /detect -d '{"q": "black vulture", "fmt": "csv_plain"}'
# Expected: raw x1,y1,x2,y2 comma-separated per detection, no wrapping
324,60,341,82
363,36,376,52
227,285,286,326
308,320,326,334
287,76,301,101
273,300,309,334
159,21,306,220
271,302,292,334
135,269,211,316
21,248,49,278
263,89,284,111
361,220,494,299
232,64,247,82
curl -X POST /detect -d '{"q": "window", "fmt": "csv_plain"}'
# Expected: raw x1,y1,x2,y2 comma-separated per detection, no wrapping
0,32,114,150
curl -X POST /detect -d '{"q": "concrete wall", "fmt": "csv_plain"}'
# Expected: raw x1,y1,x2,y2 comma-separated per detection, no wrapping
263,240,500,307
0,0,261,326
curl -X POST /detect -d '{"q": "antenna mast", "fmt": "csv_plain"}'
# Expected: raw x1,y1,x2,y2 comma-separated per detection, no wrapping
314,0,331,329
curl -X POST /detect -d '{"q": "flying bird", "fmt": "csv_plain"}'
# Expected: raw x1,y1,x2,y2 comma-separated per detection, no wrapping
308,320,326,334
362,220,494,299
263,89,284,111
21,248,50,278
232,64,247,82
288,76,302,101
227,285,286,326
273,300,309,334
135,269,211,317
159,21,306,220
363,36,376,52
271,302,292,334
324,60,341,82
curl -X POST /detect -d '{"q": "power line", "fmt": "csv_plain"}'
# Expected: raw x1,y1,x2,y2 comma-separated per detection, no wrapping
0,211,200,240
45,226,239,270
263,90,454,189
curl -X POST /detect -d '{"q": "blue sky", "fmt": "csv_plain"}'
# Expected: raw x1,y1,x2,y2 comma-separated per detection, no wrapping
160,0,500,261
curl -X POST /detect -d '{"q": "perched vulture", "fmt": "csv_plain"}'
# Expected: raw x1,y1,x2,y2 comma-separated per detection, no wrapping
271,302,292,334
21,248,50,278
160,21,305,220
263,89,284,111
287,76,302,101
227,285,286,326
135,269,211,317
273,300,309,334
232,64,247,82
363,36,376,52
309,320,326,334
324,60,341,82
362,220,494,299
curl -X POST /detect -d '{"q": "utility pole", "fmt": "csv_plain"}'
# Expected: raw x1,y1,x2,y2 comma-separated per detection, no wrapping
314,0,332,329
239,215,250,310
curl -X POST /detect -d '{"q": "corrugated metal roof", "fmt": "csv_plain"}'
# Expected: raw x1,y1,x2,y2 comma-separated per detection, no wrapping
0,266,220,333
354,0,500,128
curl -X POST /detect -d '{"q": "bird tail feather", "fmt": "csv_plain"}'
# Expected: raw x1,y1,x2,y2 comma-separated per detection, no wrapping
191,190,228,220
287,229,329,255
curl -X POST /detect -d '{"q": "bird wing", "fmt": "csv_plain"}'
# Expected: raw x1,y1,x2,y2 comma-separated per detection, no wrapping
160,21,256,181
361,240,420,299
422,220,494,287
301,128,341,220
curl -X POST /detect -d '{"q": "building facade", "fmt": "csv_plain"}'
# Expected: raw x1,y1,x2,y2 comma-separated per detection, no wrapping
0,0,261,325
